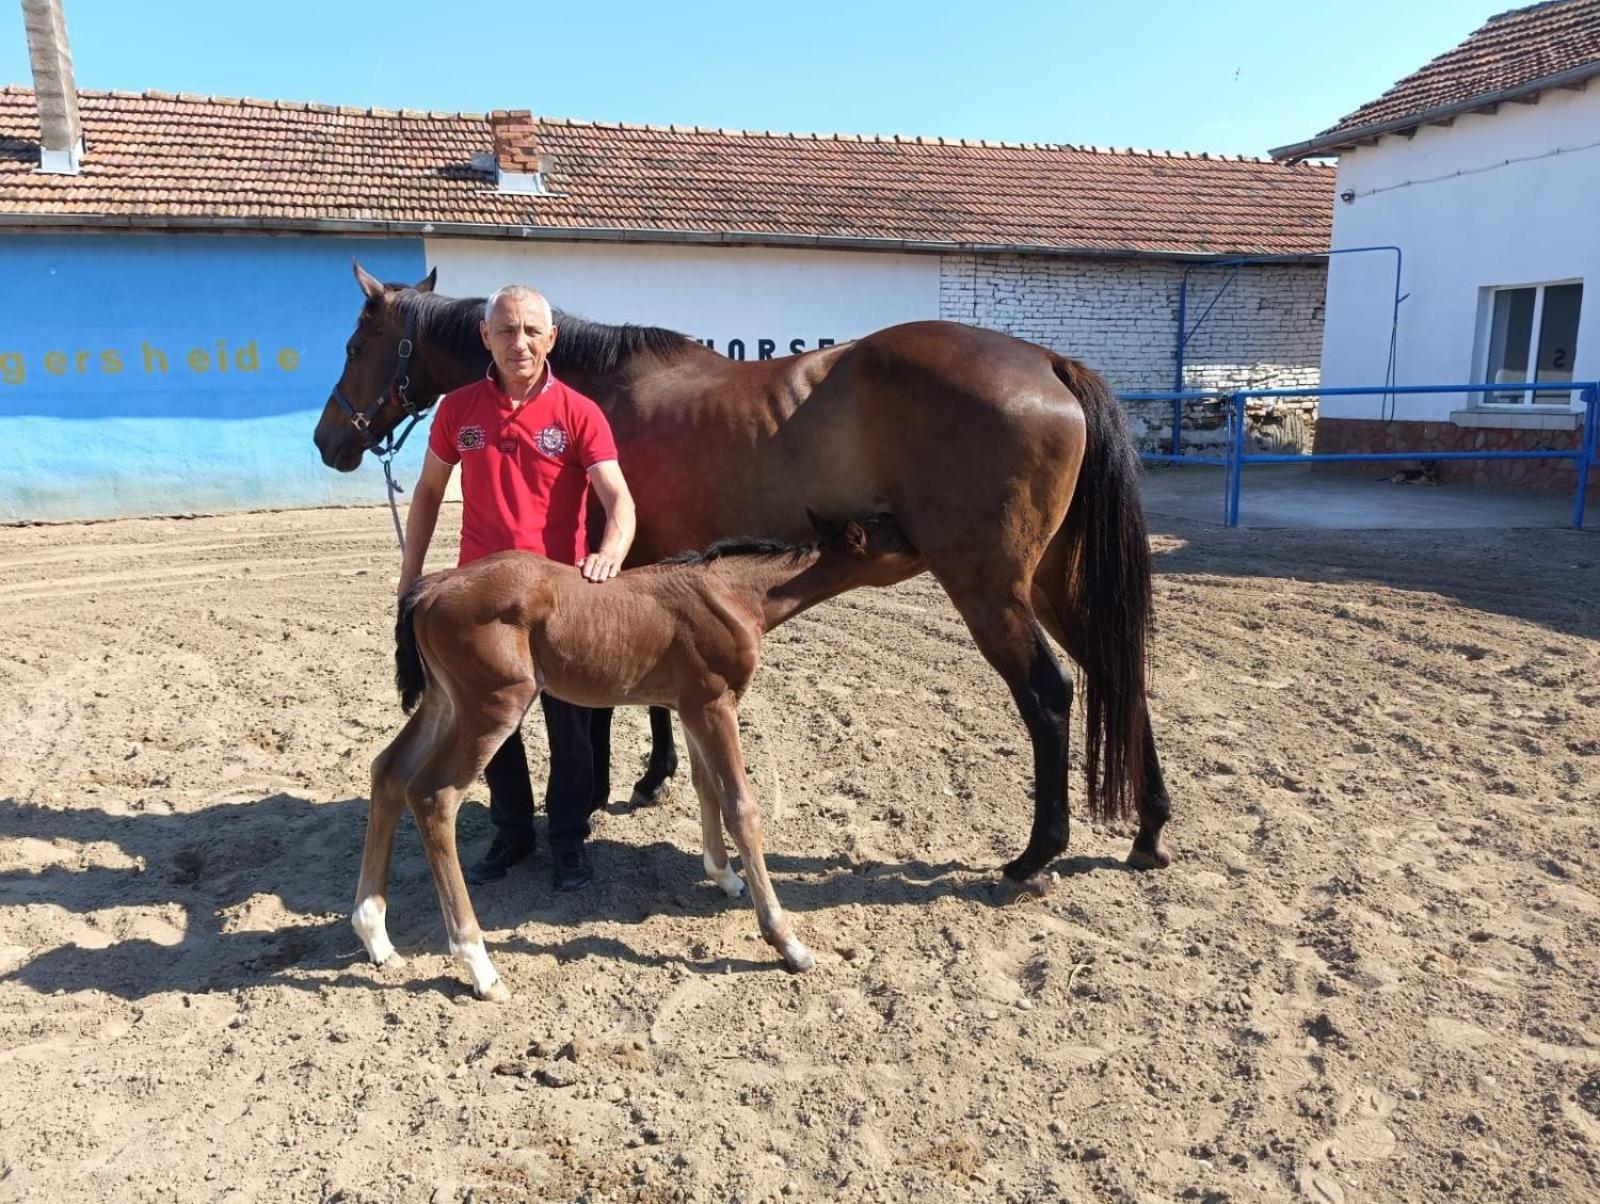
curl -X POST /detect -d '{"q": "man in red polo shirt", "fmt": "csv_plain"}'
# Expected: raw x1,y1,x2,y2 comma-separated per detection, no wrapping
397,284,636,892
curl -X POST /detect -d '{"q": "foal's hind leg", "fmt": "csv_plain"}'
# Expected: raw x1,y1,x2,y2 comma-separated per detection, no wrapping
407,686,536,1002
683,702,811,971
353,704,442,968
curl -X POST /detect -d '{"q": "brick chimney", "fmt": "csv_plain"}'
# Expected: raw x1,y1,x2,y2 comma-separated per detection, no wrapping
21,0,84,174
489,109,548,194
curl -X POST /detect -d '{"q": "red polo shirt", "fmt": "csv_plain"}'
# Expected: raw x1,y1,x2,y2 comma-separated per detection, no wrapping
427,366,619,566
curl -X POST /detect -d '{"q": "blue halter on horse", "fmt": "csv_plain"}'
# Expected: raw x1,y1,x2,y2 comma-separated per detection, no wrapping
327,307,432,548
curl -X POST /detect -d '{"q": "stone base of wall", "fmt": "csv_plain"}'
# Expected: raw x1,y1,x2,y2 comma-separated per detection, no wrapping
1128,398,1318,456
1314,418,1599,499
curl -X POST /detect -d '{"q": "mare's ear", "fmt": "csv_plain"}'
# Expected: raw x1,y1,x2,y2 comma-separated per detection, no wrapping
414,266,438,294
806,508,838,539
353,259,385,300
841,519,868,557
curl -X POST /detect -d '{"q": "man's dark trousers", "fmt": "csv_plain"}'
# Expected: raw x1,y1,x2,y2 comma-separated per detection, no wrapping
483,695,597,850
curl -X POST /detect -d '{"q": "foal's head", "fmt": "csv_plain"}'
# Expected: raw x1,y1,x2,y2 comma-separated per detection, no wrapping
808,510,923,585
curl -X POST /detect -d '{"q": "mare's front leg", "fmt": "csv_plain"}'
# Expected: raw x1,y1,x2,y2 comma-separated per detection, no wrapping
629,706,679,806
682,701,813,972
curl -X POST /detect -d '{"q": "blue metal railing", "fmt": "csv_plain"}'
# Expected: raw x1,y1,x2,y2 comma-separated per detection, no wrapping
1121,381,1600,530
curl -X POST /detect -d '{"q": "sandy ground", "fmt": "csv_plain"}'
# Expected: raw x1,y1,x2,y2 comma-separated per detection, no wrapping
1,504,1598,1204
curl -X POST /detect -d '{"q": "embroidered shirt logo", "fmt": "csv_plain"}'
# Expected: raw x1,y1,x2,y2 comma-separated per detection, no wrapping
535,425,570,457
457,424,487,452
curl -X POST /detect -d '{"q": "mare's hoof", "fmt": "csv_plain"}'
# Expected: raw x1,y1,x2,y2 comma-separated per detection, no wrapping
476,980,512,1004
629,778,674,808
374,951,407,971
1126,845,1171,871
991,873,1053,907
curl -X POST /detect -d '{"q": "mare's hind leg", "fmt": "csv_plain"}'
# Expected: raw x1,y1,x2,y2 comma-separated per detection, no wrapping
630,706,679,807
1125,715,1172,870
689,743,745,898
408,685,536,1002
353,703,443,968
1031,545,1172,871
944,586,1074,899
682,701,812,971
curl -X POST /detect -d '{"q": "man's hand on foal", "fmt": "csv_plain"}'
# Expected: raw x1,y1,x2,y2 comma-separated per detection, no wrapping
577,553,620,583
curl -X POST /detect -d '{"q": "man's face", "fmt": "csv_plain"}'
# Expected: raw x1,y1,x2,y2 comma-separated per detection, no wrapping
481,295,557,386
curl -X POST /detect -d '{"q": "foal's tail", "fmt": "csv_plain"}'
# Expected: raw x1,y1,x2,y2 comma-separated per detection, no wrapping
395,579,431,714
1053,356,1152,823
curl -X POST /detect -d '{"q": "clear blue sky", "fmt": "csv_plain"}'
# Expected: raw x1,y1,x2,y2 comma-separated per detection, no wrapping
5,0,1513,156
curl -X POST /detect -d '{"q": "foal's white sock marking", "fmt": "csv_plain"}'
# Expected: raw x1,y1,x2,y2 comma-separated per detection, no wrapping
703,851,745,898
779,936,816,973
352,897,396,964
451,938,501,997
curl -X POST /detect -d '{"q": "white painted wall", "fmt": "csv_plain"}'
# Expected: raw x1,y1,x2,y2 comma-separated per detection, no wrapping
423,239,941,357
1320,84,1600,421
939,253,1325,393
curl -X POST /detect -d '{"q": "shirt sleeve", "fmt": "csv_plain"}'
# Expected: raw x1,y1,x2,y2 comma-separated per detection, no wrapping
567,389,619,468
426,393,461,466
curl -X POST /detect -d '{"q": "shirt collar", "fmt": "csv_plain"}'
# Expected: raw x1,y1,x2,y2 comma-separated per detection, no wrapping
485,361,556,406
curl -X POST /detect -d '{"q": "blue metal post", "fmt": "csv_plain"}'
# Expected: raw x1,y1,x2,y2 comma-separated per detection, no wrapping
1225,392,1245,527
1574,384,1598,530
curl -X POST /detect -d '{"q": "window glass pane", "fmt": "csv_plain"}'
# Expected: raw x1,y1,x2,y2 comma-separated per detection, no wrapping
1535,283,1583,402
1487,287,1536,401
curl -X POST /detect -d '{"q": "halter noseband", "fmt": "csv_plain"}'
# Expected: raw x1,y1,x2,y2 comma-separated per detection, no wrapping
329,305,433,552
330,306,429,456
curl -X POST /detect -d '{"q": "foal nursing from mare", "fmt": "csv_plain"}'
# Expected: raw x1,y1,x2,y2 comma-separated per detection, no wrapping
353,513,922,1000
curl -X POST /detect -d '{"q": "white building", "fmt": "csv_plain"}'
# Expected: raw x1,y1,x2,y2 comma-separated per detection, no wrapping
1273,0,1600,495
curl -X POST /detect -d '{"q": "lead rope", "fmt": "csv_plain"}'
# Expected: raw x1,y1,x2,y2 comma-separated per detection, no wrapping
381,448,407,553
373,403,428,555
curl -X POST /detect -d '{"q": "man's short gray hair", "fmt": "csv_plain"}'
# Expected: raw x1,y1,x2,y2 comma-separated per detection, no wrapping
483,284,553,326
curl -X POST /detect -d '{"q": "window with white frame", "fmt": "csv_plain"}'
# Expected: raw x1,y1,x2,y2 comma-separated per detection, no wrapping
1482,281,1583,404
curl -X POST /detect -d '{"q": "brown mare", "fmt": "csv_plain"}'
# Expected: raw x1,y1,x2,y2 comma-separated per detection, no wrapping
356,515,923,999
313,264,1172,901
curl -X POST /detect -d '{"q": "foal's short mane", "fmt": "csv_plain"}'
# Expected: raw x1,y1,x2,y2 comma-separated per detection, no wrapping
662,536,811,566
392,291,695,375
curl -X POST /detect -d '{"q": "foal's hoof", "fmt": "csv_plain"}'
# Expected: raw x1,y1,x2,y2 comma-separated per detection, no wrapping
704,858,745,896
629,778,674,808
373,950,407,971
475,979,512,1004
1126,844,1172,871
991,873,1053,907
779,940,816,974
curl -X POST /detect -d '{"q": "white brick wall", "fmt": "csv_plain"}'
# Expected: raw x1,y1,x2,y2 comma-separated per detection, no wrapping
937,253,1327,450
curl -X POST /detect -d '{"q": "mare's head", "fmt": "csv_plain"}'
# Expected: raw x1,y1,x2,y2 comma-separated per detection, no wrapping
807,510,923,585
312,260,440,472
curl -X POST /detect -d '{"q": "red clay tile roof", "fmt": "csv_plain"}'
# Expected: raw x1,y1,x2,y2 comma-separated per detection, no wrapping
0,86,1334,257
1273,0,1600,159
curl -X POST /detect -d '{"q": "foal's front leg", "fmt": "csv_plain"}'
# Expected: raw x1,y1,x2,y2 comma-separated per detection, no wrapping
684,702,814,972
690,744,745,898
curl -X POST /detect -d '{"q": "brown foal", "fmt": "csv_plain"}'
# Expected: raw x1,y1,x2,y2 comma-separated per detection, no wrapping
352,514,923,1000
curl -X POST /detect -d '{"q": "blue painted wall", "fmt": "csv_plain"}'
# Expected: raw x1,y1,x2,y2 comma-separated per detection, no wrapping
0,233,429,521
